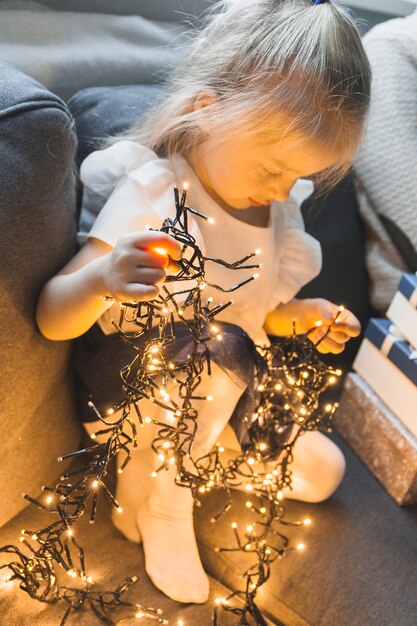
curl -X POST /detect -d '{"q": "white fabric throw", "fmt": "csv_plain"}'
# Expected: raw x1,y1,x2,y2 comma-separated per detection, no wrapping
355,10,417,314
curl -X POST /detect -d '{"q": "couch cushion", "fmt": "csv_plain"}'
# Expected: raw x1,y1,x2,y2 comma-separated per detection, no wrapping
195,432,417,626
0,61,82,526
0,5,190,100
0,456,275,626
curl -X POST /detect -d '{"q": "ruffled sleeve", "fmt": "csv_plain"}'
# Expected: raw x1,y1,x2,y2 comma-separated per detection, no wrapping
272,179,322,304
78,140,204,252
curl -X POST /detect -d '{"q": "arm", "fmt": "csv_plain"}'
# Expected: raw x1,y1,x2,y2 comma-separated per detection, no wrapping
36,232,181,341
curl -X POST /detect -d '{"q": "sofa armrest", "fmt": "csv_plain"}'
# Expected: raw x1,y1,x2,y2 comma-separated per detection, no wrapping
0,61,82,527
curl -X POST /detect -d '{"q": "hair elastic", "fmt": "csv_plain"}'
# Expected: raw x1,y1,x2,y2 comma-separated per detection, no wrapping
312,0,330,4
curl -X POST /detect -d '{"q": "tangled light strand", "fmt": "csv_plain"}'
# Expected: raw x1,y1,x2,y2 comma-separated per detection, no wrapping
1,185,342,626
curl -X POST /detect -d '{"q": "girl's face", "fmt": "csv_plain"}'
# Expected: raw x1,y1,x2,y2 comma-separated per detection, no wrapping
189,116,345,210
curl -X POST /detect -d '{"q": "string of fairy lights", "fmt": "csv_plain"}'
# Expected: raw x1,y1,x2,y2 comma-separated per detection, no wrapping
0,184,343,625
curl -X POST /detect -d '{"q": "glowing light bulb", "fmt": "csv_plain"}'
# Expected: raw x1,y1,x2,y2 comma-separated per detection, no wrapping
90,433,96,440
207,395,214,401
314,320,323,327
208,217,215,224
255,248,262,255
275,383,282,391
336,369,342,376
245,484,253,491
329,376,336,384
150,346,159,353
118,468,124,474
325,404,333,412
297,543,305,551
246,501,252,508
304,518,312,525
253,273,260,280
117,506,123,514
31,534,37,541
67,529,73,537
158,454,166,461
231,522,238,529
92,480,99,489
248,457,255,465
153,247,168,256
259,442,267,451
46,495,53,504
87,576,93,584
144,416,152,423
257,384,265,391
246,525,254,533
107,408,114,415
151,471,158,478
260,507,267,514
277,490,284,500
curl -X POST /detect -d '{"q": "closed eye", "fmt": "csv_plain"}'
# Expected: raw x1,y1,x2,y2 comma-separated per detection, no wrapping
261,165,282,177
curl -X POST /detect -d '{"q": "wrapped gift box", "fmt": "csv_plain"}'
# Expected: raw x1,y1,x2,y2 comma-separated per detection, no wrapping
334,373,417,506
353,318,417,438
386,273,417,351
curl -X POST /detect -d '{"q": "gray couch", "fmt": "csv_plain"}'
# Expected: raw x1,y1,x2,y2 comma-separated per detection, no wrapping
1,2,416,625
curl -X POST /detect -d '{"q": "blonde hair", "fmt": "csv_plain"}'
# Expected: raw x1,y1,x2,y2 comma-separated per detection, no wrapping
116,0,371,189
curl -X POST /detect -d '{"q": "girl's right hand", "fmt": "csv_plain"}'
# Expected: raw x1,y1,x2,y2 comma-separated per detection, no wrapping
99,231,182,302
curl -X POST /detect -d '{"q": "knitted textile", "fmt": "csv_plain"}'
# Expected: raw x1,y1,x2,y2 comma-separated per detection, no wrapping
355,10,417,314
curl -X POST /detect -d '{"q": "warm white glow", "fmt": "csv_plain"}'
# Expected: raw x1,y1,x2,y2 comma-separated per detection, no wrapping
314,320,323,327
255,248,262,255
253,273,260,280
208,217,215,224
304,518,312,526
297,543,305,551
153,247,168,256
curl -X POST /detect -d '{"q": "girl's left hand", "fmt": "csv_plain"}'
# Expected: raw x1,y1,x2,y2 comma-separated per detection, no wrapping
300,298,361,354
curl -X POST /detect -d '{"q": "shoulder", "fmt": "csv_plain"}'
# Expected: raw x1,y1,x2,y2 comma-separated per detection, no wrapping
80,140,161,191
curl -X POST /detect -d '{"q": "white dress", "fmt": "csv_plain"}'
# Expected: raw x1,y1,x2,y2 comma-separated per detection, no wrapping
79,140,322,346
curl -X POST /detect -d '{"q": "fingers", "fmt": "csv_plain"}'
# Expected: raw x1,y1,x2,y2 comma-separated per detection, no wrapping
308,326,351,355
123,283,160,302
130,231,182,261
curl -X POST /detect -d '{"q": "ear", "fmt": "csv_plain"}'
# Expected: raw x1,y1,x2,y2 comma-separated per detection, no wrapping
193,91,218,132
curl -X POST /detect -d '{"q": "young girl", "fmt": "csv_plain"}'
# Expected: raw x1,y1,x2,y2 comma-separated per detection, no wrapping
36,0,370,606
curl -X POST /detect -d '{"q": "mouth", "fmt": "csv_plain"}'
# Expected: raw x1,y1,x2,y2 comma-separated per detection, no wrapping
249,198,269,206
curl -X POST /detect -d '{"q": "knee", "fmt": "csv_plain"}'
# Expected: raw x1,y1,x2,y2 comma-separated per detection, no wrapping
307,441,346,503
